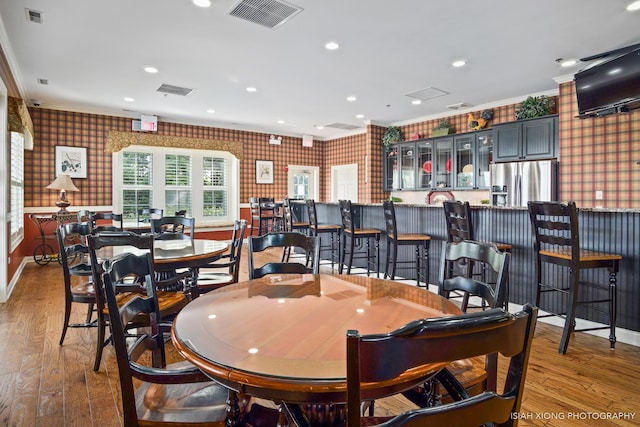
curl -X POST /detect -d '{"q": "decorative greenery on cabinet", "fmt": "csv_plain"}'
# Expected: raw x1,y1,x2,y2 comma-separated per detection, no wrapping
515,96,555,120
382,126,404,148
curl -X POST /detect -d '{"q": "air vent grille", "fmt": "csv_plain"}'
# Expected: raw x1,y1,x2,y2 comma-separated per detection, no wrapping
405,86,449,101
26,8,43,24
447,102,473,110
157,84,194,97
324,122,360,130
37,78,49,85
227,0,303,29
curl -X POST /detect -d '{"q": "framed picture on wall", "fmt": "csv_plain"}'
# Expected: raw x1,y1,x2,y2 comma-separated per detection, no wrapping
55,146,88,178
255,160,274,184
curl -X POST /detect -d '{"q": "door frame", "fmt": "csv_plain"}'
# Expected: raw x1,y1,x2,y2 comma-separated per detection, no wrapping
331,163,359,203
287,165,319,200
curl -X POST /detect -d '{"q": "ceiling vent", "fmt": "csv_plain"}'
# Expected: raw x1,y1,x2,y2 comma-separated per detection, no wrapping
324,122,361,130
447,102,473,110
25,8,43,24
37,78,49,85
156,83,194,97
227,0,303,29
404,86,449,101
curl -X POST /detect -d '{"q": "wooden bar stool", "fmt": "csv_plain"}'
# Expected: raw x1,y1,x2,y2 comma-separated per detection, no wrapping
528,201,621,354
338,200,380,276
443,200,512,308
249,197,277,235
306,199,341,271
382,200,431,287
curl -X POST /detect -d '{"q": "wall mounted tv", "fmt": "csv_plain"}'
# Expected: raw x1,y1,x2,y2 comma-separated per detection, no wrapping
574,46,640,118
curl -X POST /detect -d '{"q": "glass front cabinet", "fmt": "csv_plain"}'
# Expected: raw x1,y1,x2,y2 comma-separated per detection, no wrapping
383,129,492,191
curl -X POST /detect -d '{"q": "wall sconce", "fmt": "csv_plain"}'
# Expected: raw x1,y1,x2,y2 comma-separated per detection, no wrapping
269,135,282,145
46,174,79,213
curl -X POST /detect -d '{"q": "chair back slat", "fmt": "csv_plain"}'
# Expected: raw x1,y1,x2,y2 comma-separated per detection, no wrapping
150,216,195,241
338,200,355,232
306,199,319,230
528,201,579,256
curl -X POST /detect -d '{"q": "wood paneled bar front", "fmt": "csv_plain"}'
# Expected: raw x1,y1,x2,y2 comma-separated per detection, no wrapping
315,202,640,333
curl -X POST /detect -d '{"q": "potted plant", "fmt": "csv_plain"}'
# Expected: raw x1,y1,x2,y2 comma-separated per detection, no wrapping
382,126,404,148
515,96,555,120
432,119,453,137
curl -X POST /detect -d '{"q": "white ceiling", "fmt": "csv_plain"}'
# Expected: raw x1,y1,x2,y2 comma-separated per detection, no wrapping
1,0,639,140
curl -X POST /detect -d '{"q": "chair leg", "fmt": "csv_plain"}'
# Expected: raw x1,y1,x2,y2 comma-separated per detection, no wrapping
559,268,580,354
375,235,380,278
390,241,398,280
415,244,421,286
384,238,391,279
59,298,72,345
93,317,106,371
423,241,430,287
347,236,355,275
609,269,617,349
85,302,95,324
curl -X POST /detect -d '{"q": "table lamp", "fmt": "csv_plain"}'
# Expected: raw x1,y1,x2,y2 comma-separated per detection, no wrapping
46,174,80,213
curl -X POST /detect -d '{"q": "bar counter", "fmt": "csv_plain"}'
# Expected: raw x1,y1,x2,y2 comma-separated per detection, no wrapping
315,202,640,333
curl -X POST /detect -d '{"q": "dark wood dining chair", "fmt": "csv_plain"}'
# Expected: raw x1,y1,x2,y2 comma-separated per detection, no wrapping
248,232,320,279
284,305,538,427
437,240,511,393
137,207,164,226
442,200,512,307
150,216,195,241
87,232,189,371
103,251,279,427
528,201,621,354
57,222,96,346
305,199,341,271
382,200,431,286
338,199,381,277
249,197,279,236
92,212,124,232
282,198,310,262
195,219,247,296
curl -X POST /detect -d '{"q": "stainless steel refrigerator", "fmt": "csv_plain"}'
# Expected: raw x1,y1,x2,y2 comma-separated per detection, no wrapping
490,160,557,207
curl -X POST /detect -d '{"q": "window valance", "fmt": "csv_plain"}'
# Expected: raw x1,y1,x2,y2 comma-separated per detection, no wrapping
8,96,34,146
105,131,243,160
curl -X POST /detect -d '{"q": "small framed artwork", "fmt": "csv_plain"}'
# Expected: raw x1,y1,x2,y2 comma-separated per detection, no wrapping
255,160,274,184
55,146,88,178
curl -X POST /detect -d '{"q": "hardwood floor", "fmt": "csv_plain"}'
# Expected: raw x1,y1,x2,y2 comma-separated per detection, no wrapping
0,249,638,426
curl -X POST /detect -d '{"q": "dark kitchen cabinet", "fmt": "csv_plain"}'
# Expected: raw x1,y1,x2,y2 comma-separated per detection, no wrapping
493,115,558,162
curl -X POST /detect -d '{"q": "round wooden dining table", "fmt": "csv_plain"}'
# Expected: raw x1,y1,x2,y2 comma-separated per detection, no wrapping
171,273,462,412
106,238,228,295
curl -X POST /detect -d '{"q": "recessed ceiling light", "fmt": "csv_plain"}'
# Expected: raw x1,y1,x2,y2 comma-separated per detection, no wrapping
277,120,285,124
246,86,257,92
560,59,577,67
346,95,357,102
124,97,135,102
325,41,340,50
315,125,324,130
144,66,158,73
411,100,422,105
206,109,215,113
356,114,364,119
193,0,212,7
452,60,466,68
627,1,640,11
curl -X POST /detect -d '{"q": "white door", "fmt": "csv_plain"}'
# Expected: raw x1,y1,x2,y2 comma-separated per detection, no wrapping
331,164,358,202
287,165,319,200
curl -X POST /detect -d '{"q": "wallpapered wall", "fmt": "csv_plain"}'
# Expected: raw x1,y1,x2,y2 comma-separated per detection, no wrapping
26,108,325,208
558,82,640,208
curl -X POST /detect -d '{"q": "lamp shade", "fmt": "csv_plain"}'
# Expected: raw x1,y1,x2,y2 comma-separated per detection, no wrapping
46,174,80,192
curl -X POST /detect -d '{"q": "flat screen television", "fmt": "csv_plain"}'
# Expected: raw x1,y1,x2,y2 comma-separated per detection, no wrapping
574,46,640,117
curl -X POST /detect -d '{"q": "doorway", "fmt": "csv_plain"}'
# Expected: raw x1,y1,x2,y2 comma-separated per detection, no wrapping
331,163,358,202
287,165,319,200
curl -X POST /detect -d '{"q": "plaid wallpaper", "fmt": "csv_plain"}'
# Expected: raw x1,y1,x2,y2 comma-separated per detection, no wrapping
25,89,638,210
558,82,640,208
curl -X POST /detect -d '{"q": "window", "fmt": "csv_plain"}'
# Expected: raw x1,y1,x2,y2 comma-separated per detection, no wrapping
165,154,192,216
10,132,24,250
113,146,239,227
121,151,153,223
203,157,227,218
